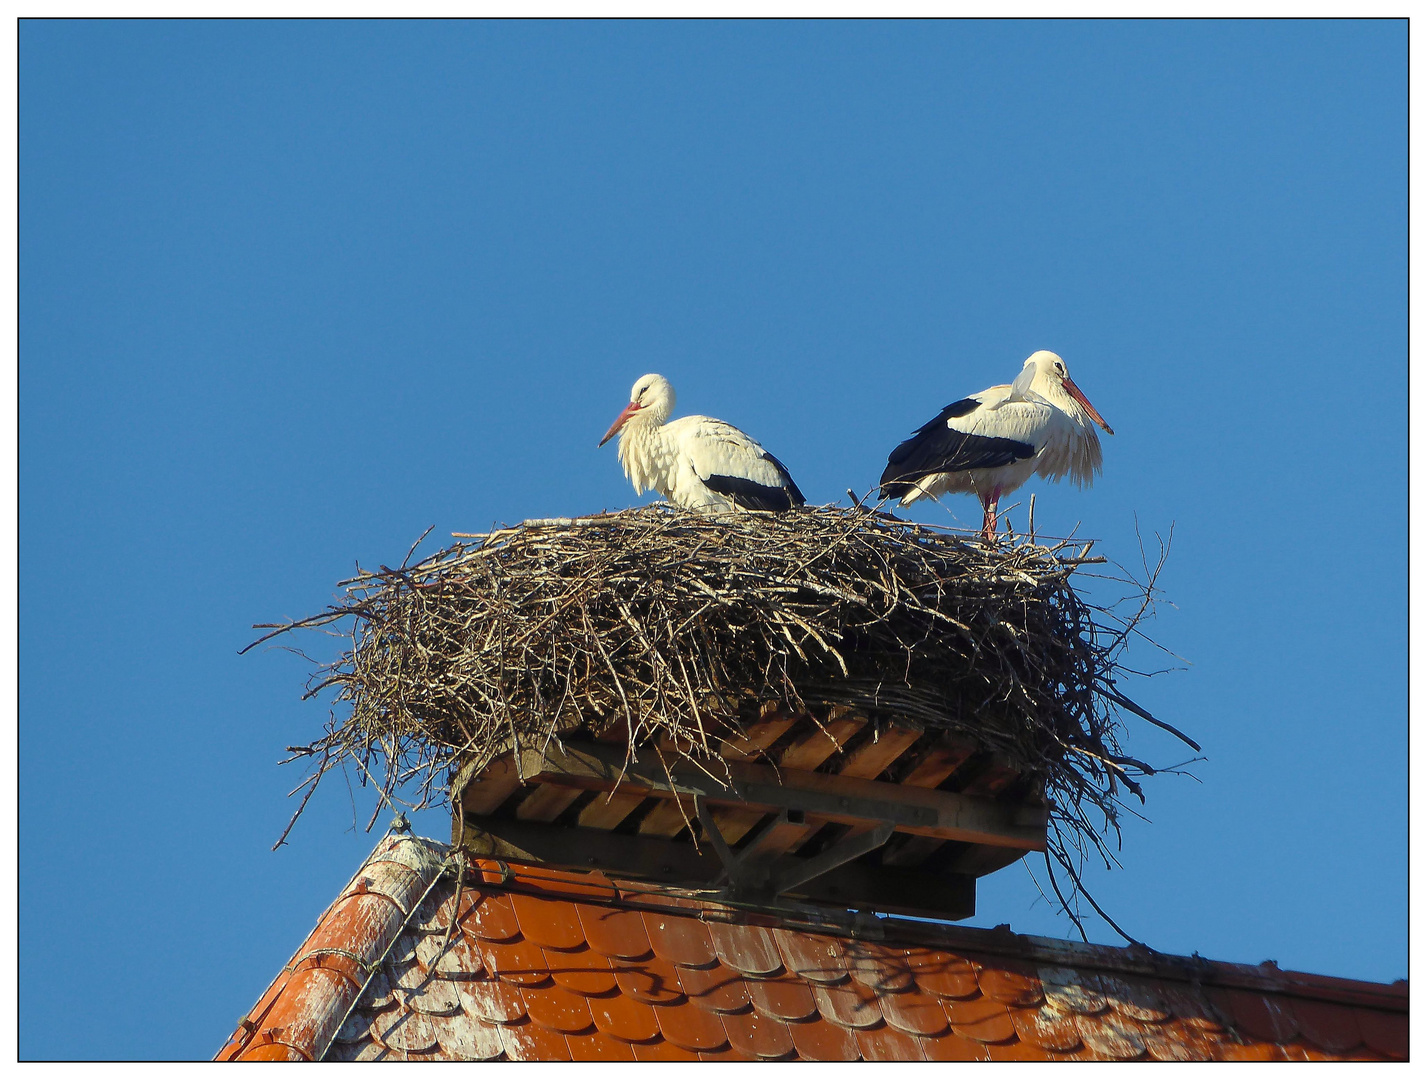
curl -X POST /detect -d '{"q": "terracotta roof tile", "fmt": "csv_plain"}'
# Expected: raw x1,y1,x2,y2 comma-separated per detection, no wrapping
641,908,718,968
612,955,685,1005
1010,1004,1082,1051
426,930,484,979
1214,1039,1284,1061
976,961,1044,1006
425,1010,504,1060
788,1016,860,1060
1219,985,1300,1043
1039,965,1109,1014
846,943,915,993
630,1037,700,1060
497,1019,574,1061
878,987,951,1037
918,1029,992,1060
543,943,619,996
564,1030,637,1059
521,983,596,1034
1098,972,1170,1021
708,920,784,976
986,1036,1065,1060
811,976,883,1028
909,949,981,998
241,1042,306,1061
653,1000,730,1052
466,892,521,942
454,978,527,1024
856,1022,928,1061
1140,1021,1214,1062
772,927,847,983
509,863,617,901
721,1006,797,1059
676,960,753,1013
509,891,585,950
397,971,463,1016
1357,1007,1409,1059
1292,996,1363,1053
746,972,818,1022
217,832,1408,1063
587,990,661,1043
1074,1010,1147,1059
477,934,554,987
371,1006,437,1054
577,902,653,960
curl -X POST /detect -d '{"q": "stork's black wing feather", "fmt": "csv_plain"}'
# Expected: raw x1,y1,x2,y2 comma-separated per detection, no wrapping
879,398,1035,500
704,451,806,511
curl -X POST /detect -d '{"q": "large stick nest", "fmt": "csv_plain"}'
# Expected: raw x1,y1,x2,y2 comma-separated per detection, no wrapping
255,505,1192,931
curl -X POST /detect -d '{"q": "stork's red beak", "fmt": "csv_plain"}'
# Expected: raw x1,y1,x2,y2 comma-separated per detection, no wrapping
1062,377,1114,435
598,401,644,447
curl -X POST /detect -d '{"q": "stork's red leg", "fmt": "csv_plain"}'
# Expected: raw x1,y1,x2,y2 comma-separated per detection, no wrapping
981,487,1003,542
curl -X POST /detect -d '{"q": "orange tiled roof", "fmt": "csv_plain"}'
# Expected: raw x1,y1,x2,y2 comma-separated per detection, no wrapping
216,830,1408,1062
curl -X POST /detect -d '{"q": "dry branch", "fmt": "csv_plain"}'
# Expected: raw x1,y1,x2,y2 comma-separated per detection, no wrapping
251,504,1183,921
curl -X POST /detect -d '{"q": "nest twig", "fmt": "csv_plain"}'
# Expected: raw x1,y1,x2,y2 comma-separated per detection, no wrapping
250,504,1190,932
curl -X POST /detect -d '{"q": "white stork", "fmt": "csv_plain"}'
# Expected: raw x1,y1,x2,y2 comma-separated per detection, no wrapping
879,350,1114,540
598,373,806,513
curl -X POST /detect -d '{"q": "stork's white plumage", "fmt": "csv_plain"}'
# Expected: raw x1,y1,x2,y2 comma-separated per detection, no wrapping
598,374,806,513
879,351,1114,540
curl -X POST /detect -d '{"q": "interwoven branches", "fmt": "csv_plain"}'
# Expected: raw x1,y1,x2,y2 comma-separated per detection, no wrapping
253,504,1189,931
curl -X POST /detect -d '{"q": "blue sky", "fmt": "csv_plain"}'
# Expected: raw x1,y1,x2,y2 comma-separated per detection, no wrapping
20,20,1405,1060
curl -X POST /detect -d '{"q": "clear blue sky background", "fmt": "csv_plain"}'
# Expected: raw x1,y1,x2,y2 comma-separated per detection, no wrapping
20,20,1405,1061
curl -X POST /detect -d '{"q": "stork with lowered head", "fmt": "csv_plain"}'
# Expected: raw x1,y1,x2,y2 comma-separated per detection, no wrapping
599,373,806,514
879,350,1114,540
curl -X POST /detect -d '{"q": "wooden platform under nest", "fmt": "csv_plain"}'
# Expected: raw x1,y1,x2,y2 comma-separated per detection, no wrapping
452,702,1049,922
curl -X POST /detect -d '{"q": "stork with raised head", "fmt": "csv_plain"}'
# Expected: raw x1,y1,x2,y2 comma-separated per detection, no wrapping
598,373,806,513
879,350,1114,540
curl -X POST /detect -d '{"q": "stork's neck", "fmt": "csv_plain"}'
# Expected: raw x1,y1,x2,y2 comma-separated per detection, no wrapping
616,407,674,496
